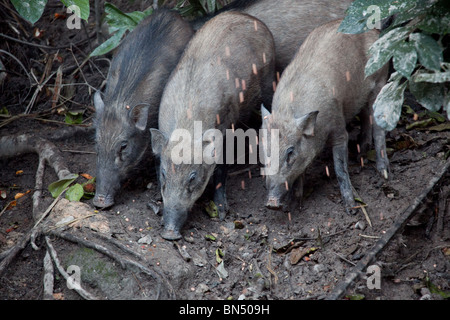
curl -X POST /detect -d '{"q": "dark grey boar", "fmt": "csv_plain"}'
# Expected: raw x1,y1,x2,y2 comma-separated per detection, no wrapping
193,0,353,71
260,19,390,214
150,11,276,240
93,10,194,208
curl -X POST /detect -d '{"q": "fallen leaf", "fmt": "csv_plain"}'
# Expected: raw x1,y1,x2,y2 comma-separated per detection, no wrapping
290,247,318,265
6,200,16,210
442,247,450,256
216,248,224,263
80,173,93,180
234,220,245,229
205,234,216,241
14,190,31,200
427,122,450,132
216,261,228,279
205,201,218,218
345,294,365,300
15,170,23,175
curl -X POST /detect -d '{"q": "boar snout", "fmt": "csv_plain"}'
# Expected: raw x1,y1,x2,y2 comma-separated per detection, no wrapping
161,207,188,241
266,195,283,210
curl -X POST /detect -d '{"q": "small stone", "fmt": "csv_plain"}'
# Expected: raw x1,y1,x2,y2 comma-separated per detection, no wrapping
195,283,210,294
313,264,326,273
355,221,366,230
138,234,153,245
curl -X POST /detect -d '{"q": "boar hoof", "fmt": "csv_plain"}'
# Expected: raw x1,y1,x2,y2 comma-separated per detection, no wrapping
161,228,182,241
345,206,358,216
93,194,114,208
381,169,389,180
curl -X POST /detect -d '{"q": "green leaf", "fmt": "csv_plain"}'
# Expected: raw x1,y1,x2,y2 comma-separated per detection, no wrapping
65,183,84,202
215,248,224,263
365,27,411,77
61,0,90,21
388,0,437,30
409,33,443,71
416,0,450,34
0,106,9,115
409,80,446,112
90,3,152,57
346,293,365,300
205,200,218,218
64,110,84,124
104,2,144,32
338,0,424,34
413,70,450,83
392,41,417,79
10,0,48,24
48,174,79,198
205,234,216,241
89,28,126,57
445,95,450,120
373,77,408,131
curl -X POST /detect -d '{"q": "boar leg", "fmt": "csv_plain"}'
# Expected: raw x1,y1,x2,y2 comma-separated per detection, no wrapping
214,163,229,220
368,90,390,180
358,105,373,156
331,129,357,214
373,122,390,180
288,173,305,212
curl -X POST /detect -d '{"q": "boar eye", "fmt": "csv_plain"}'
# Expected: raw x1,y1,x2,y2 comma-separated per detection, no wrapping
286,146,294,165
118,141,128,161
188,171,197,183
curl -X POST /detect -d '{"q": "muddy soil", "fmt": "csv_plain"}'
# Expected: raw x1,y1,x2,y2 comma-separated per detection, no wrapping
0,0,449,301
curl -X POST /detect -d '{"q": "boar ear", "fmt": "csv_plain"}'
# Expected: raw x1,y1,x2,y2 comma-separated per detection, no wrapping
296,111,319,137
150,128,167,156
93,91,105,116
130,103,150,131
261,104,271,120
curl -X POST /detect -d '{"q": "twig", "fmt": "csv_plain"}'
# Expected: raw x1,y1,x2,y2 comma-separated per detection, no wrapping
437,185,450,236
174,241,191,262
333,252,356,266
327,157,450,300
352,185,372,228
0,32,91,50
31,186,68,249
48,230,176,299
45,236,99,300
43,250,55,300
266,245,278,285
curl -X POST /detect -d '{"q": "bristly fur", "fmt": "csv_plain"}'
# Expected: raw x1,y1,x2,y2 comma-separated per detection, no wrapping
191,0,261,30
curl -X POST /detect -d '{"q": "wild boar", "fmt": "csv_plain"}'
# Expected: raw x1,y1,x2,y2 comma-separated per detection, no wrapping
260,19,389,214
150,11,276,240
93,9,195,208
193,0,353,71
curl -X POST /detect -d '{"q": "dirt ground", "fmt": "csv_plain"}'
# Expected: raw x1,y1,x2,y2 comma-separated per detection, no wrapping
0,0,449,301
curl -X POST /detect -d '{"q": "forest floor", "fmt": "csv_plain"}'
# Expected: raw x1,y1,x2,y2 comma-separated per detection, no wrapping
0,0,449,301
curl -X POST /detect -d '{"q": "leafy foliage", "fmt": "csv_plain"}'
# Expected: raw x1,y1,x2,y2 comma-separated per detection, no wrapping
339,0,450,131
10,0,89,24
89,2,153,57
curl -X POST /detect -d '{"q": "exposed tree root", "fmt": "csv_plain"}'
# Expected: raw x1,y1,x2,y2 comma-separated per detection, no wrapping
327,157,450,300
0,132,174,299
